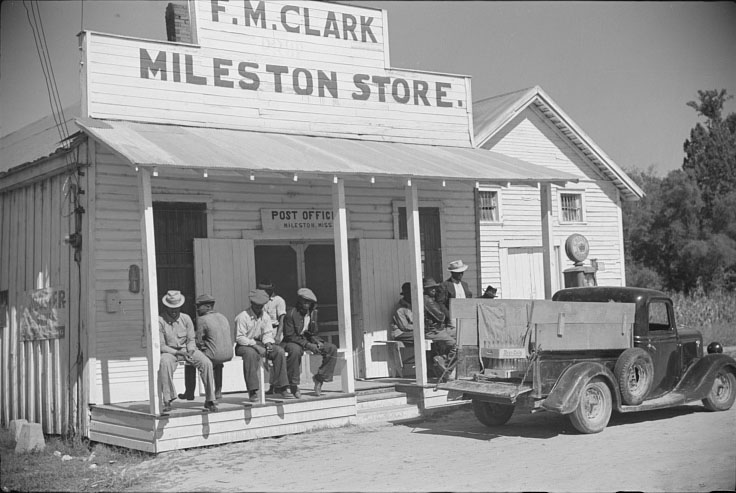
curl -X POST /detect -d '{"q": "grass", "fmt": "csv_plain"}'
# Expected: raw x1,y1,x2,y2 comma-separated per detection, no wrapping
0,429,152,492
669,288,736,346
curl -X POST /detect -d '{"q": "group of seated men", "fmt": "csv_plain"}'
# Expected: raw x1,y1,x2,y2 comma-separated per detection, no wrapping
158,280,337,413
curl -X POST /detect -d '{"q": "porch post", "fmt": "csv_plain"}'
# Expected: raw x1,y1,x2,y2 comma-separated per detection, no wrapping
332,177,355,393
540,183,555,299
405,180,428,386
138,168,161,414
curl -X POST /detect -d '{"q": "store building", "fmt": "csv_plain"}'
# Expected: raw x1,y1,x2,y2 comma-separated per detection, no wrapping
0,0,642,451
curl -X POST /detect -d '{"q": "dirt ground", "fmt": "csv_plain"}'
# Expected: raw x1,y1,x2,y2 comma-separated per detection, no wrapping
125,401,736,492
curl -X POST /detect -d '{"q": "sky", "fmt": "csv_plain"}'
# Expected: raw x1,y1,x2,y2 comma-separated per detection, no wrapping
1,0,735,175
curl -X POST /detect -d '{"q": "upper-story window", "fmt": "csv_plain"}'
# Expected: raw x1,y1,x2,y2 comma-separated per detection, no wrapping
478,189,501,222
559,191,585,223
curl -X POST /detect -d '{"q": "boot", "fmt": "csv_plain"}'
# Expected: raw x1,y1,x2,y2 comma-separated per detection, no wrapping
290,385,301,399
312,375,323,396
178,365,196,400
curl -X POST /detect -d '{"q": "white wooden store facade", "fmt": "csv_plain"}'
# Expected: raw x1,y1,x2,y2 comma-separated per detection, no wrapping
0,0,643,450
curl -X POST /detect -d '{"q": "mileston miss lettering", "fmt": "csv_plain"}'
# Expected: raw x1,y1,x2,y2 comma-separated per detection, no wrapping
211,0,378,44
139,49,460,108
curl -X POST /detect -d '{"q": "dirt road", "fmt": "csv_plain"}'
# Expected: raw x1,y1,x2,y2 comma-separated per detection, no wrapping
126,402,735,492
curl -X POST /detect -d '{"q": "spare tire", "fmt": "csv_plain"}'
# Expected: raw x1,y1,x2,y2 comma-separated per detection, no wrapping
614,347,654,405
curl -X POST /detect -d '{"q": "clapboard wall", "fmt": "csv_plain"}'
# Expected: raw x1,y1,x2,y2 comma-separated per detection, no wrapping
478,105,626,295
0,145,92,435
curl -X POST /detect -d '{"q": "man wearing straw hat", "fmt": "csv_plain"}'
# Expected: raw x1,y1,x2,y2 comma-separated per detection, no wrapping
158,290,218,413
438,259,473,310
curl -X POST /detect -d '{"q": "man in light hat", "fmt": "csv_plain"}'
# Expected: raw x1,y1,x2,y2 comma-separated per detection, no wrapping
281,288,338,397
158,290,218,413
234,289,290,402
439,259,473,310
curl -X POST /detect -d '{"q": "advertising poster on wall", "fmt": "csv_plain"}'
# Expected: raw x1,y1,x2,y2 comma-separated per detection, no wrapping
20,287,67,341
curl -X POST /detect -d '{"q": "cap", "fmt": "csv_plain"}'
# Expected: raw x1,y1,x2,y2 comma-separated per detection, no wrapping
248,289,270,305
297,288,317,302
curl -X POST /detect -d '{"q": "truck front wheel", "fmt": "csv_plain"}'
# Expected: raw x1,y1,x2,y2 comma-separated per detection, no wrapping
569,378,612,434
702,369,736,411
472,400,514,427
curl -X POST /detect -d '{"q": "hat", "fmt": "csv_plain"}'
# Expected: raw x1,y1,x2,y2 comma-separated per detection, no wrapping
483,285,498,298
447,259,468,272
423,278,440,289
297,288,317,302
248,289,270,306
162,290,185,308
257,280,274,290
195,294,215,305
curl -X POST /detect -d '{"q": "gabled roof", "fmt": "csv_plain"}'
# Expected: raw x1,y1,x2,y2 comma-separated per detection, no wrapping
473,86,644,201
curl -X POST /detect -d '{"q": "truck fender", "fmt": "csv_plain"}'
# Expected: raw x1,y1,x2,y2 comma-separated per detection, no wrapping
542,361,620,415
675,353,736,399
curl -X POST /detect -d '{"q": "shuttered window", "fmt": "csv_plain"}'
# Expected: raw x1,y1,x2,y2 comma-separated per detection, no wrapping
560,193,583,222
478,190,499,222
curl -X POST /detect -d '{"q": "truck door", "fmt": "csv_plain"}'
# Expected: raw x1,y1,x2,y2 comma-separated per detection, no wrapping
641,298,682,397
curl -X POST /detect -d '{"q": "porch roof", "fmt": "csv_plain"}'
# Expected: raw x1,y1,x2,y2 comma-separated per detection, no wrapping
75,118,577,184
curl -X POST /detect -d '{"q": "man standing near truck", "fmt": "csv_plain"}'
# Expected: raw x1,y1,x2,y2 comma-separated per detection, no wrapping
438,259,473,310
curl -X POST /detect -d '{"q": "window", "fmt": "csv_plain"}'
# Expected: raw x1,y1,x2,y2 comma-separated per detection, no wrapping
648,301,671,332
478,190,500,222
560,192,584,223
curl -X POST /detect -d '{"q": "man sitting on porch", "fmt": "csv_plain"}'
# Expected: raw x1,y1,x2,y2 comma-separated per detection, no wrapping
281,288,338,398
391,279,458,374
234,289,291,402
159,290,218,413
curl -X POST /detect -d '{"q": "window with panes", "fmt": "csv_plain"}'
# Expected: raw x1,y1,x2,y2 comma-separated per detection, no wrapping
560,193,583,222
478,190,499,222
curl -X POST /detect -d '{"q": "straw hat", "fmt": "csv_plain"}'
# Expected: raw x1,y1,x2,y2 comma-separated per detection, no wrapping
162,290,185,308
447,259,468,272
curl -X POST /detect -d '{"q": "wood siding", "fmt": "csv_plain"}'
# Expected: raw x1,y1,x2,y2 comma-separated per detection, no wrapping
0,148,90,435
479,107,626,295
83,0,472,147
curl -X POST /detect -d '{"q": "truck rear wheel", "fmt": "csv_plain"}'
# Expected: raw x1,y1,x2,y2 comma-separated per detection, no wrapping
702,368,736,411
569,378,612,434
614,347,654,405
472,400,514,427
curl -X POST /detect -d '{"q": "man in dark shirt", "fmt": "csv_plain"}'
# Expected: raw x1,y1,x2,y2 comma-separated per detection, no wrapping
281,288,338,397
194,294,234,400
438,259,473,310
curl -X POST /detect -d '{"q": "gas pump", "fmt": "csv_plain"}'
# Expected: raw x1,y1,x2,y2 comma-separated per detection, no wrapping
563,233,598,287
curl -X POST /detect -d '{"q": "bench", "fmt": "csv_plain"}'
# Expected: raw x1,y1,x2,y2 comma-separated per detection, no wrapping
375,339,433,378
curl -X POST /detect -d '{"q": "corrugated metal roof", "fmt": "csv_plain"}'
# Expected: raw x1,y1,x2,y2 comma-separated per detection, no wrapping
472,86,644,201
74,118,577,184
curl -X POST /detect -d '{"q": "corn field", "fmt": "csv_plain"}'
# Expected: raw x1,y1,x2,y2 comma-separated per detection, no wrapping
669,288,736,346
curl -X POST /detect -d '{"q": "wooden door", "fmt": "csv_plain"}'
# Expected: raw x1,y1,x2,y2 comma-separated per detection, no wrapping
194,239,256,392
398,207,442,283
357,239,411,378
505,247,545,299
153,202,207,319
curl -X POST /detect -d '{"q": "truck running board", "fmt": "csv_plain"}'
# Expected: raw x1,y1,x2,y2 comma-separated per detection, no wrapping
618,392,688,413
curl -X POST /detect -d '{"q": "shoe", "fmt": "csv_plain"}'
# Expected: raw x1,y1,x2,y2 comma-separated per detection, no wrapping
203,400,218,412
248,391,259,402
162,400,173,413
178,393,194,401
433,355,447,372
215,390,222,401
265,386,275,395
275,387,292,399
290,385,301,399
312,376,323,396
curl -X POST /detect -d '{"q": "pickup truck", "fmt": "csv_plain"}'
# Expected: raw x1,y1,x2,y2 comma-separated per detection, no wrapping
439,286,736,433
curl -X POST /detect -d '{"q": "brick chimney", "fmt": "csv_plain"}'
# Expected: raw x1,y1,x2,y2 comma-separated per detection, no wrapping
165,2,192,43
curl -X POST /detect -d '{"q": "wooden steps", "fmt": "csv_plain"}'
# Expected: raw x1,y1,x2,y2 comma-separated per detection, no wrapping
355,387,421,424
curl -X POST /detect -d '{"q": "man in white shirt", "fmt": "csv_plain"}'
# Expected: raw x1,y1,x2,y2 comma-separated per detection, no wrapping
439,259,473,310
234,289,290,402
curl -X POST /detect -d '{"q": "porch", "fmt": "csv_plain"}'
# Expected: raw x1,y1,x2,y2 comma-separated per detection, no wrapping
88,377,465,453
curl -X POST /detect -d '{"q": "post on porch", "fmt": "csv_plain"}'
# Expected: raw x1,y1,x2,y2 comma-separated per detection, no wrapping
332,177,355,393
405,180,428,386
540,183,555,299
138,168,161,414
